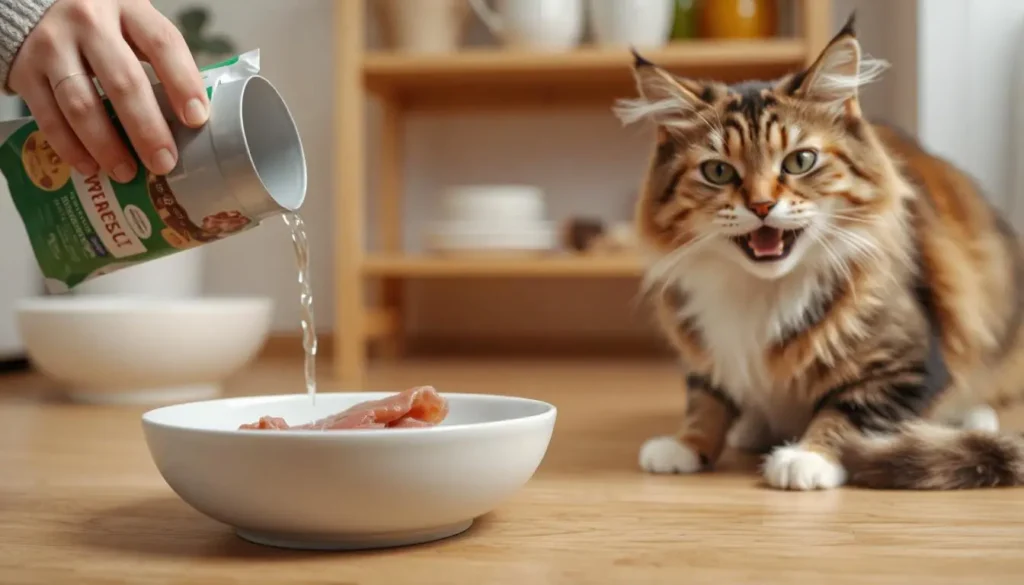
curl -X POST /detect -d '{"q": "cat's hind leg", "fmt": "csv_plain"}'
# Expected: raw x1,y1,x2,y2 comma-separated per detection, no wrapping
960,405,1000,432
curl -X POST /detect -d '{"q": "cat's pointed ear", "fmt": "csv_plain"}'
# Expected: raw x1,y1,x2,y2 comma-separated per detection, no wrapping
783,13,888,111
614,49,707,129
630,48,704,104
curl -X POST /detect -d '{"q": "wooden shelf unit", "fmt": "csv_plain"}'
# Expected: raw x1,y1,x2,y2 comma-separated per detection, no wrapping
363,253,646,278
364,38,808,111
333,0,834,386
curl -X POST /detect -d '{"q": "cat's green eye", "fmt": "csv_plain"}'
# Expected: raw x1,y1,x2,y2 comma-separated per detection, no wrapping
782,149,818,175
700,160,737,185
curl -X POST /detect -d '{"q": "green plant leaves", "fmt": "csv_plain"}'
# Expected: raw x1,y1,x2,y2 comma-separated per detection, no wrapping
174,6,236,58
178,7,208,35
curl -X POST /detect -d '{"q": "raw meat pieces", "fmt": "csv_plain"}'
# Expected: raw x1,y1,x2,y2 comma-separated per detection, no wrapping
238,386,448,431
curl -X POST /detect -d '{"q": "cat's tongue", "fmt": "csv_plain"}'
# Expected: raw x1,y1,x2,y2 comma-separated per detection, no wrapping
749,227,784,257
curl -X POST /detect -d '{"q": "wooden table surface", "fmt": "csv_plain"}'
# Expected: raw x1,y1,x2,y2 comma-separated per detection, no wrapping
2,357,1024,585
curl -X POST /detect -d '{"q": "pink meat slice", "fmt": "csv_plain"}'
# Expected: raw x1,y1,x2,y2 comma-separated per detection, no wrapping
388,417,435,428
239,416,291,430
238,386,448,431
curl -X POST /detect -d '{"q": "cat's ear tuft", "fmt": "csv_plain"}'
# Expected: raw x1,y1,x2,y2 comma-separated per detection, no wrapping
631,47,654,69
786,12,888,110
614,54,703,128
838,11,856,38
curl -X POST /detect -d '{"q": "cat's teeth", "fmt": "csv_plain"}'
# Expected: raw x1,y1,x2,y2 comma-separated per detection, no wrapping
751,242,785,257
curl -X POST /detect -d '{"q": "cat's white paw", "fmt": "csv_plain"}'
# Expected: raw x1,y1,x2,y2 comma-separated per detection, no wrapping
639,436,702,474
763,445,847,490
962,405,999,432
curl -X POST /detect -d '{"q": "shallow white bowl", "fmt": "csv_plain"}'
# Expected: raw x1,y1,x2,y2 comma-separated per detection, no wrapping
17,296,273,405
425,219,556,252
142,392,557,550
442,184,546,223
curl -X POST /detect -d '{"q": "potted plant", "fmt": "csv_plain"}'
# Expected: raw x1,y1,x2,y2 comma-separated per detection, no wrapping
176,5,237,67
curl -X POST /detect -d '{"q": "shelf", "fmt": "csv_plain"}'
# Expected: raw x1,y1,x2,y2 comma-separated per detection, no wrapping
362,39,809,110
362,253,646,277
332,0,837,385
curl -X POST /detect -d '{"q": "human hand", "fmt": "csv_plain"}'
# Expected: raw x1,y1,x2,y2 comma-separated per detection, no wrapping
8,0,209,183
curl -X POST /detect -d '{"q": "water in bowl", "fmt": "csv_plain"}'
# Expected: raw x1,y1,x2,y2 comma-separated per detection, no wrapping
283,212,317,404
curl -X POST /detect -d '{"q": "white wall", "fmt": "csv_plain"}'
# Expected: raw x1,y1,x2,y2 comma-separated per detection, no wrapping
153,0,337,336
832,0,918,135
148,0,917,340
916,0,1024,226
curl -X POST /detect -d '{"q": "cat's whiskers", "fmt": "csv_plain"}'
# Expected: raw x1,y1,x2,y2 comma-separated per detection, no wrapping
818,222,884,262
832,230,884,265
821,212,878,225
810,229,856,300
641,231,717,296
817,223,905,291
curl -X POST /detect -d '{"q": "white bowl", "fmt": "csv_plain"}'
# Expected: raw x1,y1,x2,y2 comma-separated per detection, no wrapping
142,392,557,550
425,219,557,252
442,184,546,223
17,295,273,405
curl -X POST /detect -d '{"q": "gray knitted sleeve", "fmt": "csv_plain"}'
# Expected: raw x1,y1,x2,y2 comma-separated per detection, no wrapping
0,0,58,90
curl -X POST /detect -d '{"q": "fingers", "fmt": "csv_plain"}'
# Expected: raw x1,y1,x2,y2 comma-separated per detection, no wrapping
123,2,209,128
80,30,179,178
16,76,98,177
8,0,206,182
49,63,141,183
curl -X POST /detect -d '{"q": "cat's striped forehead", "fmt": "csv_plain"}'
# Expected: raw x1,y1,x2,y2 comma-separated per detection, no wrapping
693,78,803,162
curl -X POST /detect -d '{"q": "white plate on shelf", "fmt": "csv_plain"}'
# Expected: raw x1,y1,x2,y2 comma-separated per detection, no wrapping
442,184,546,224
425,220,557,252
142,392,557,550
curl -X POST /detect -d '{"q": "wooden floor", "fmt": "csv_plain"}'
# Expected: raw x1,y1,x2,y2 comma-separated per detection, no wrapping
2,357,1024,584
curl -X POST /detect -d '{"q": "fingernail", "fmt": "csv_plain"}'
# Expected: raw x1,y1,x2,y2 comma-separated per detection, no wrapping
184,98,208,126
112,162,136,183
151,148,176,175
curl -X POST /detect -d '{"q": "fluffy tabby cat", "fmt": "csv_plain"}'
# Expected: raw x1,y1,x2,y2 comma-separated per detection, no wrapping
615,15,1024,490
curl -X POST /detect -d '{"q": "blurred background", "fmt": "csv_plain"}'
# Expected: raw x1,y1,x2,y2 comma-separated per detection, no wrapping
0,0,1020,393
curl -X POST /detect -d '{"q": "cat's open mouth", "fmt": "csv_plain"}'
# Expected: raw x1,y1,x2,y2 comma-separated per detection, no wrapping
731,227,803,262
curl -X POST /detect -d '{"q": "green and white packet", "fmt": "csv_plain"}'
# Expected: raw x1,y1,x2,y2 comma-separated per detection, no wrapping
0,49,306,294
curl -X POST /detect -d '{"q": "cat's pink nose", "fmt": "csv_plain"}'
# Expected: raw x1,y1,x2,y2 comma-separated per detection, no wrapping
749,201,776,219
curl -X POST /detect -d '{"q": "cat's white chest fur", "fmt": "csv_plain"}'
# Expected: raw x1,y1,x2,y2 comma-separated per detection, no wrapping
673,256,827,411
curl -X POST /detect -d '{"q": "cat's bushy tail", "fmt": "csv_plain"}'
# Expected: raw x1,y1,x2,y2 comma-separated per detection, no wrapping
841,420,1024,489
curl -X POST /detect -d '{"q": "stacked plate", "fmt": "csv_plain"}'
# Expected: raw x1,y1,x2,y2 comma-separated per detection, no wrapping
425,185,556,253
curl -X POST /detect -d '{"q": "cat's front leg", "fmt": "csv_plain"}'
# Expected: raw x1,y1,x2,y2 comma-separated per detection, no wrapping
640,375,740,474
762,409,851,490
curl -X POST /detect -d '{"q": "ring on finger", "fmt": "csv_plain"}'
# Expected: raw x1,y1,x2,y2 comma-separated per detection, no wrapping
49,71,91,93
48,56,136,183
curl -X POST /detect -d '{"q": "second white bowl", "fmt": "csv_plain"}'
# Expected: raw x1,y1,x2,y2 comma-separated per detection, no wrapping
17,295,273,404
